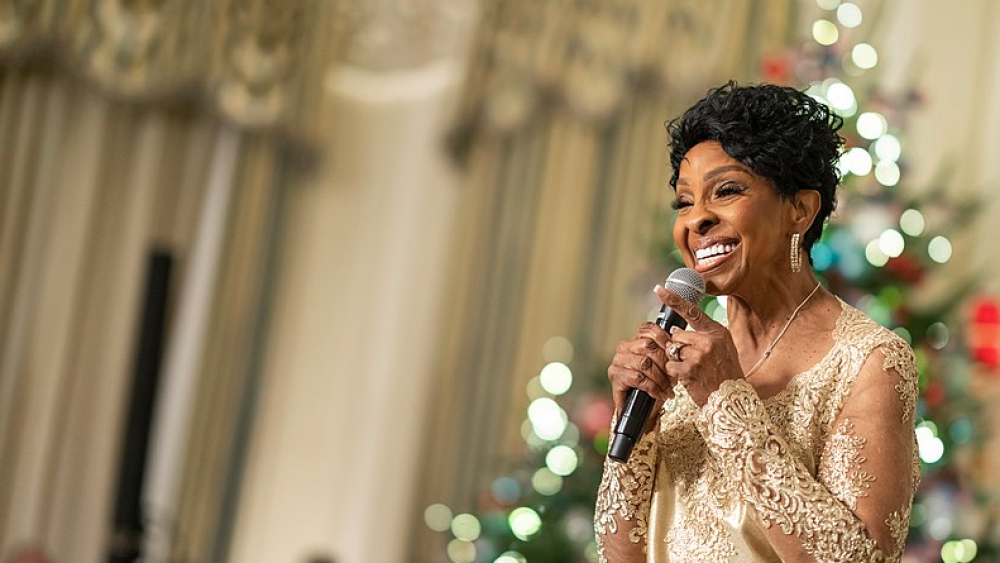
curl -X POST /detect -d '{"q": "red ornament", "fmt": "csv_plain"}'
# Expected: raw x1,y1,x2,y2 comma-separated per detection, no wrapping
578,395,614,439
761,54,789,83
923,381,946,408
885,254,925,285
969,296,1000,372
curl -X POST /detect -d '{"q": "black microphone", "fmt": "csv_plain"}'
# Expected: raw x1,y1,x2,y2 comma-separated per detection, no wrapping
608,267,705,463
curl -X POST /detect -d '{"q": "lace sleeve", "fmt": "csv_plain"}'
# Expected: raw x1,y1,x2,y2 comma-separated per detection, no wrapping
594,416,659,563
696,339,918,563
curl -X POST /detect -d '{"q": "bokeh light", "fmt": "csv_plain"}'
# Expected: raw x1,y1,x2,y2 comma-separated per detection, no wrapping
451,513,482,541
865,240,889,267
508,507,542,540
542,336,574,363
546,445,580,476
856,112,887,139
852,43,879,69
531,467,563,496
425,503,453,532
878,229,904,257
874,133,901,161
899,208,925,236
916,422,945,463
812,20,840,45
928,236,953,263
927,321,949,349
447,539,476,563
494,551,526,563
841,146,873,176
836,2,863,27
528,397,568,440
826,82,856,113
539,362,573,395
816,0,840,9
525,376,546,400
491,477,521,504
941,538,978,563
874,161,900,187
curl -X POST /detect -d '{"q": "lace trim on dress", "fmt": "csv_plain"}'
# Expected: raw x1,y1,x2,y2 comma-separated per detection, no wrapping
818,418,875,510
594,419,659,561
698,379,888,563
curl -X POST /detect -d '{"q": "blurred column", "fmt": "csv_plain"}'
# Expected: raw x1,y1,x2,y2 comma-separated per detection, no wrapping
225,3,475,561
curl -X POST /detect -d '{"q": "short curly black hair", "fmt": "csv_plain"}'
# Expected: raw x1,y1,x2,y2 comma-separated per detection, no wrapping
667,81,844,260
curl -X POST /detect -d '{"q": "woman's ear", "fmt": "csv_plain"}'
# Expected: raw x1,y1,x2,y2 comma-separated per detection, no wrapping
791,190,822,233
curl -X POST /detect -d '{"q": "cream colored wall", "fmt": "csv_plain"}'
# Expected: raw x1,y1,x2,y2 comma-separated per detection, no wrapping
226,62,464,563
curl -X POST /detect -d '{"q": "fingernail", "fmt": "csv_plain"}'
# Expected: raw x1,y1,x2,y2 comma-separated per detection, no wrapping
654,284,664,293
670,326,680,334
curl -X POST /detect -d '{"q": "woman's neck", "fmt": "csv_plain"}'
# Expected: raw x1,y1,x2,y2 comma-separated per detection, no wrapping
724,271,825,347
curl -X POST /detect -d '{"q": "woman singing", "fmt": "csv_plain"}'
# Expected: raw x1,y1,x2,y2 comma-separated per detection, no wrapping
594,83,919,563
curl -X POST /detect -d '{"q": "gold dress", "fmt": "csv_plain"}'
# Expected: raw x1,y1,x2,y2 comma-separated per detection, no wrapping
594,300,920,563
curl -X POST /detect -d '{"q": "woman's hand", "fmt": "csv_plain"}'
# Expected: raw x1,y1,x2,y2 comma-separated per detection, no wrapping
607,322,673,430
654,284,744,407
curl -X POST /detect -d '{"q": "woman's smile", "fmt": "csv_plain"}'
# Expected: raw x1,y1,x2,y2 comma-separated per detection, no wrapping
694,240,740,273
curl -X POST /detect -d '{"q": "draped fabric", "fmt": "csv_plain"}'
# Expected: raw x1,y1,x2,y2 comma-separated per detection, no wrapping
0,1,321,559
0,0,325,136
414,0,798,558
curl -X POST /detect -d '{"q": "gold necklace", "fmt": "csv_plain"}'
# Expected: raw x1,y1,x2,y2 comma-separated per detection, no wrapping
743,282,822,379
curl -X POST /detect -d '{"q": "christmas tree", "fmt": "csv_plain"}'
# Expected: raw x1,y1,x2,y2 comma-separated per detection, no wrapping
425,2,999,562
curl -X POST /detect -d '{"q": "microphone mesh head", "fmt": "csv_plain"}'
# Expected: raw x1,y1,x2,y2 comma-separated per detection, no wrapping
665,268,706,304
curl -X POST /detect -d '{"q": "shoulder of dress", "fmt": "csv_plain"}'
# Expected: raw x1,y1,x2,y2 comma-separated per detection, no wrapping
835,300,912,358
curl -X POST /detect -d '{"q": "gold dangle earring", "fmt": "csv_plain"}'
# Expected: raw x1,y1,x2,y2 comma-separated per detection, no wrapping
790,233,802,273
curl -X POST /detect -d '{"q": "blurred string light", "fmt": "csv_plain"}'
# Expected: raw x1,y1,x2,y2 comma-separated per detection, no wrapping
878,229,904,257
836,2,863,27
816,0,840,9
852,43,878,69
491,477,521,504
927,321,949,349
527,397,568,440
899,209,925,236
929,236,953,263
539,362,573,395
839,146,873,176
425,503,453,531
856,112,887,139
949,417,973,444
494,551,527,563
811,242,834,271
546,445,579,476
451,514,482,541
559,421,581,447
508,507,542,540
812,19,839,45
916,421,945,463
531,467,563,496
866,239,890,266
893,326,912,345
447,539,476,563
542,336,574,363
874,134,901,162
941,539,978,563
826,82,857,116
874,161,900,187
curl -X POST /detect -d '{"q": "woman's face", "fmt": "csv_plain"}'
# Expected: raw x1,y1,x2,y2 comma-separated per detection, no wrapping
672,141,796,296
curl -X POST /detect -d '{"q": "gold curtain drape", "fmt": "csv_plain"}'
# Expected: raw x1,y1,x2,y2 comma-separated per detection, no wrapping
415,0,798,558
0,1,323,562
0,0,326,136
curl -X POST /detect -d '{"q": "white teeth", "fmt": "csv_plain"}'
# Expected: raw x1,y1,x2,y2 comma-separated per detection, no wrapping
695,242,738,264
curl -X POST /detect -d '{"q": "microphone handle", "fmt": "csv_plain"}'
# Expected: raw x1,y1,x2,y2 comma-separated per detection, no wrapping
607,306,688,463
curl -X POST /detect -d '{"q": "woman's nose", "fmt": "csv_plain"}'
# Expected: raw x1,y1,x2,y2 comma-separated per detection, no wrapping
685,203,719,234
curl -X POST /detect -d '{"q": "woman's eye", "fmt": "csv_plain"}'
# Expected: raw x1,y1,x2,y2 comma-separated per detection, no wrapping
716,184,746,197
671,199,692,210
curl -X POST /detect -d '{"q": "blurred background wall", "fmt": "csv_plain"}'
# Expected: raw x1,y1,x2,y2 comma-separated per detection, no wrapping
0,1,999,563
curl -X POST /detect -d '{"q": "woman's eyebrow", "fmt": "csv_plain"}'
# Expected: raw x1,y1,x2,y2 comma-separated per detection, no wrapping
703,164,751,182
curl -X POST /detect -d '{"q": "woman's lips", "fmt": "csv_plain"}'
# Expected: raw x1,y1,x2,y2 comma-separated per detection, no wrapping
694,242,739,273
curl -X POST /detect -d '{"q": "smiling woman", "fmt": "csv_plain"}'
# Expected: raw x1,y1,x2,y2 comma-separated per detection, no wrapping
595,83,920,563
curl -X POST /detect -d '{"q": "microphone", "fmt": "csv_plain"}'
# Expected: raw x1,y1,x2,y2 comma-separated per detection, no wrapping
608,267,705,463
